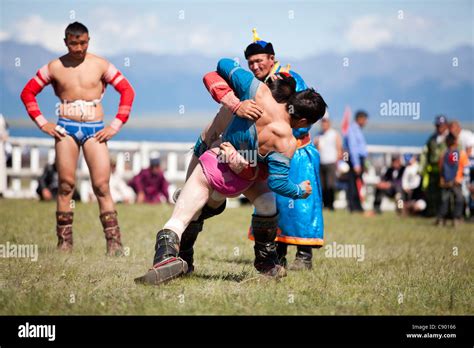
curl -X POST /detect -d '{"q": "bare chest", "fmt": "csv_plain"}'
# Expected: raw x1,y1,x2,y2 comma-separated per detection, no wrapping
52,63,104,100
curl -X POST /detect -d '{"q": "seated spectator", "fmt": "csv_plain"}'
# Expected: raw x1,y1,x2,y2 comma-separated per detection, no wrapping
436,133,470,227
372,154,405,214
109,158,136,204
401,154,426,216
129,156,169,204
37,163,80,201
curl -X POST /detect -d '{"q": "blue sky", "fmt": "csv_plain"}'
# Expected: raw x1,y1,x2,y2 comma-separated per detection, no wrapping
1,0,472,59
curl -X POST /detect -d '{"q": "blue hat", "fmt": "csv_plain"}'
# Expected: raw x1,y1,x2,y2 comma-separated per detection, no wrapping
404,153,414,163
150,157,161,166
244,28,275,59
434,115,447,125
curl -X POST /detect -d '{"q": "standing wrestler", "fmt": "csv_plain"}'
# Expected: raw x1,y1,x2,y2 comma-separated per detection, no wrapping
20,22,135,255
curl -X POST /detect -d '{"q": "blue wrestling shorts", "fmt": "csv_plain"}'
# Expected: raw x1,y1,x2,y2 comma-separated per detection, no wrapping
57,118,104,145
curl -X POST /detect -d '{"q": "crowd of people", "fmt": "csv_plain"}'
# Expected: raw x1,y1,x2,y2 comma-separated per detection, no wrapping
314,112,474,226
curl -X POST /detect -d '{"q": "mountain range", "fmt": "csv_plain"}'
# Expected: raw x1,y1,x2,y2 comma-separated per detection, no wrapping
1,40,472,130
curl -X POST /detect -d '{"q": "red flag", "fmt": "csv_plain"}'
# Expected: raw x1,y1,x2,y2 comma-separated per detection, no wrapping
341,105,352,136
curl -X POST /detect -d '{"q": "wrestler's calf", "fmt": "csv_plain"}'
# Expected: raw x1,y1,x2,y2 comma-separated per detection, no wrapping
56,211,73,252
252,213,287,278
178,201,227,273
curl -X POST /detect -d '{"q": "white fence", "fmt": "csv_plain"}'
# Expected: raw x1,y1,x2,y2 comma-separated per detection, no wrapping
1,137,422,209
1,137,194,201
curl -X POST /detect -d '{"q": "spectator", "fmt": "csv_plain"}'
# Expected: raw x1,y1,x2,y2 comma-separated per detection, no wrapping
0,114,9,196
37,163,80,201
401,154,425,215
372,155,405,214
314,117,342,210
129,156,169,204
420,115,449,217
343,110,369,213
449,120,474,217
436,133,470,227
468,139,474,220
109,158,136,204
449,120,474,155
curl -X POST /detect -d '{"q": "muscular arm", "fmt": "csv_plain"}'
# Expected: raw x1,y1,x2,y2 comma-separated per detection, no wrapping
20,64,52,128
94,62,135,142
102,63,135,129
203,71,263,121
266,153,311,199
216,58,261,101
20,62,66,139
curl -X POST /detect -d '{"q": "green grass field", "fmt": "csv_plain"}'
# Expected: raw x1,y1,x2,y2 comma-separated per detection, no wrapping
0,199,472,315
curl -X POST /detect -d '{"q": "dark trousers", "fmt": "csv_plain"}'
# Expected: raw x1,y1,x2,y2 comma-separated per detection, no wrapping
373,183,402,213
438,184,464,219
424,172,441,217
320,163,337,210
276,242,313,261
347,167,363,212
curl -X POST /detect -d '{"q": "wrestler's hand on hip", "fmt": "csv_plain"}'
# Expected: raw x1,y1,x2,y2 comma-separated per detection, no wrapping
235,100,263,121
41,122,65,140
299,180,312,199
95,126,117,143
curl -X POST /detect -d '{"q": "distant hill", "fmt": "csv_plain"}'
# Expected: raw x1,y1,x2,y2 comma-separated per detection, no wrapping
1,40,473,129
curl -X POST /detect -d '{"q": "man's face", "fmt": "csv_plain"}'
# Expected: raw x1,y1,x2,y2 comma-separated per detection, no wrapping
151,165,161,174
64,33,89,60
449,122,461,136
436,123,448,135
247,54,274,80
321,119,330,132
392,159,401,169
356,116,368,128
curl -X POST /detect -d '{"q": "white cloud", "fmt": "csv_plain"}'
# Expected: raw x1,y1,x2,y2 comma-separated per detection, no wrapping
13,15,67,52
345,15,392,51
0,31,11,41
1,10,234,57
345,13,433,51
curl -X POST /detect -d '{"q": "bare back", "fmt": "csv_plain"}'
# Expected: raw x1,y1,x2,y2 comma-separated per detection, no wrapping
254,84,296,158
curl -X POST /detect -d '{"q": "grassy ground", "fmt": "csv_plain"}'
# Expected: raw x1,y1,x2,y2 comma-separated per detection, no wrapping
0,199,472,315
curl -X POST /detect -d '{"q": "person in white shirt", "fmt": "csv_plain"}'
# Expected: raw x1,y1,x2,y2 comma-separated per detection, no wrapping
314,117,342,210
449,120,474,217
402,154,425,215
88,158,136,204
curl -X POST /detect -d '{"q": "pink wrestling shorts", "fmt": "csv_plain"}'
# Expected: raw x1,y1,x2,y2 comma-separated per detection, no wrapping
199,150,254,197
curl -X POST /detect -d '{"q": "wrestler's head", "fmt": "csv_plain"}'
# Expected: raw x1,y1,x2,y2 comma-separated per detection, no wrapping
244,30,276,80
64,22,89,61
287,89,328,129
265,73,296,103
247,53,275,80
